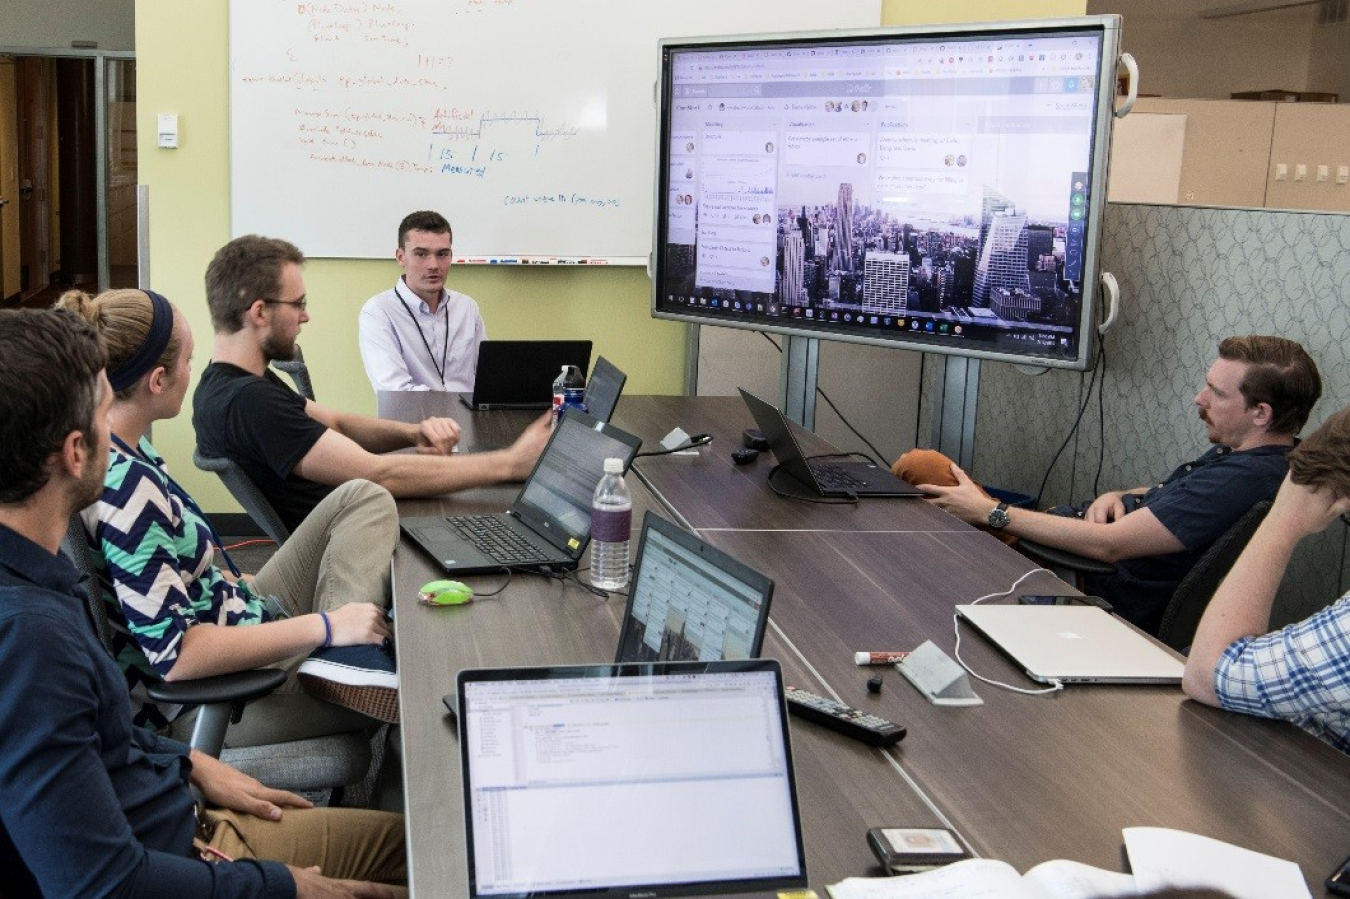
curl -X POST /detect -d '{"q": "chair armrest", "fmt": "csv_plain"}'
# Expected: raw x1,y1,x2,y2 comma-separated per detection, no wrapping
146,669,288,706
1018,539,1117,577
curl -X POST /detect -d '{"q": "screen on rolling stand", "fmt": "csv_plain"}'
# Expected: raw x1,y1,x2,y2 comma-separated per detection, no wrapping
652,18,1122,371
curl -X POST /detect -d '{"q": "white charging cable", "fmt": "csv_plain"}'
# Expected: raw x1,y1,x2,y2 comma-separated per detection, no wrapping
951,568,1066,696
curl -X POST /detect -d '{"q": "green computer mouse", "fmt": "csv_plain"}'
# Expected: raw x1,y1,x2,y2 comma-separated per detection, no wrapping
418,579,474,606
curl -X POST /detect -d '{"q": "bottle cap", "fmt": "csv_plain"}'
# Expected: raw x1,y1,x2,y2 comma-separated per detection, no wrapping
603,457,624,474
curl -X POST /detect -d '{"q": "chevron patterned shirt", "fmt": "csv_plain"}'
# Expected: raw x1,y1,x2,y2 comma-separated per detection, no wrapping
81,438,269,730
1215,593,1350,754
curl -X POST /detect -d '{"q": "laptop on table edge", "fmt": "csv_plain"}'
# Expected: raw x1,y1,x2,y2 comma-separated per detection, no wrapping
457,659,808,899
400,409,641,575
458,339,592,411
738,388,922,498
956,603,1184,684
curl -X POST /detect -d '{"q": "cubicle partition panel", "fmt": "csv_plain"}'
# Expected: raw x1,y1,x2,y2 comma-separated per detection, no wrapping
926,202,1350,626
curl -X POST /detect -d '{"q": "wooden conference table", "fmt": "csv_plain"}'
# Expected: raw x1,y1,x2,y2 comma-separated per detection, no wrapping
381,393,1350,898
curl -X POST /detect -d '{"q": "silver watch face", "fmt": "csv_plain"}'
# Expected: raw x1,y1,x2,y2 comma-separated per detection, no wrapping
988,504,1010,529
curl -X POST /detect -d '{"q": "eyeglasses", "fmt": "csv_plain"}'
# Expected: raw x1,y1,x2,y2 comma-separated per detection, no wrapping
261,298,308,311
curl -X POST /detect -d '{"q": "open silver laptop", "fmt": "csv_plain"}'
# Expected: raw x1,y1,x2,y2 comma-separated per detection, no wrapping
457,660,808,899
615,512,773,664
956,604,1184,684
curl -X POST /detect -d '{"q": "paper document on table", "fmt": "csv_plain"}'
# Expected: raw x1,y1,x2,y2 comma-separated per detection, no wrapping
826,858,1137,899
1123,827,1311,899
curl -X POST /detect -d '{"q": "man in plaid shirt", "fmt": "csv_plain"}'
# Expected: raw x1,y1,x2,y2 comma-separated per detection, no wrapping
1184,405,1350,754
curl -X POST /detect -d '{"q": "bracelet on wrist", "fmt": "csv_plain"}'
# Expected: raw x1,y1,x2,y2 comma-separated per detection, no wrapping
319,612,332,649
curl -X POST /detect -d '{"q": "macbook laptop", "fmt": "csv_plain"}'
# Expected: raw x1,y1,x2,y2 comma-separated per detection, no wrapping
738,388,923,498
457,660,808,899
616,512,774,664
955,603,1184,684
458,339,592,411
584,355,628,423
401,410,641,575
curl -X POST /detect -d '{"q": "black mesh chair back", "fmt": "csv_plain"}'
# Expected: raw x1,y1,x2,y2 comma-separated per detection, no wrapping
1157,500,1273,652
271,343,315,400
193,450,292,545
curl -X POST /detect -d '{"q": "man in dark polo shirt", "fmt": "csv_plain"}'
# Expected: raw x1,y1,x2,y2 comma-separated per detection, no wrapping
920,336,1321,634
0,309,404,898
193,235,549,532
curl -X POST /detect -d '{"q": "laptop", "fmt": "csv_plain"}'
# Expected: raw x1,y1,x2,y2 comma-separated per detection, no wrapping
458,340,593,411
584,355,628,423
955,604,1184,684
457,660,809,899
401,410,641,575
616,512,774,664
738,388,923,498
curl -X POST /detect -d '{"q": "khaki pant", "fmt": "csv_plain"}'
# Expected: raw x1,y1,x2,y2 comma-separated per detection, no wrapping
174,479,400,747
205,806,407,895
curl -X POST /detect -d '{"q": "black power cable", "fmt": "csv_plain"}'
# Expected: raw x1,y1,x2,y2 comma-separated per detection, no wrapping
759,332,889,465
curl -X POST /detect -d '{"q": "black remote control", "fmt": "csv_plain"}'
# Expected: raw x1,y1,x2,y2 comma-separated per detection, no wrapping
785,686,906,747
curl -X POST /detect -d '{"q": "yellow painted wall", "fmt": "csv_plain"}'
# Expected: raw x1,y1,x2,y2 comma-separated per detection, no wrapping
136,0,1084,513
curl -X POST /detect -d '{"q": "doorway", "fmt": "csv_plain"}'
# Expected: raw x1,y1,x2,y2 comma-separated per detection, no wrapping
0,51,137,309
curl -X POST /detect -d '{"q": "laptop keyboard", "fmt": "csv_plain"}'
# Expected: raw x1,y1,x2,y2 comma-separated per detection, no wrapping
448,515,553,565
808,463,868,489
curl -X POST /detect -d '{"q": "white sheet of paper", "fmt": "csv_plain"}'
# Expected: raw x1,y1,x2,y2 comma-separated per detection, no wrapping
1023,859,1142,899
826,860,1030,899
1124,827,1311,899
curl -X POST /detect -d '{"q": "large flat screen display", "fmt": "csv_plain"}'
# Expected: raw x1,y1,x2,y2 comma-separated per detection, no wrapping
652,17,1123,370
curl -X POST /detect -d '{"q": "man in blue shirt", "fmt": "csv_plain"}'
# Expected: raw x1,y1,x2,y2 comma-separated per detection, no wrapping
0,309,405,898
922,336,1321,633
1183,404,1350,753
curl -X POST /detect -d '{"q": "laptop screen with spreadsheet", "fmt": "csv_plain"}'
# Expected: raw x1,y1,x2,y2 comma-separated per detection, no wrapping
458,661,807,899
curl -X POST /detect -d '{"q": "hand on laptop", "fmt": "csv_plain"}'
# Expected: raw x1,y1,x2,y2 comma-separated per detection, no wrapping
414,416,461,455
326,602,394,647
504,414,553,480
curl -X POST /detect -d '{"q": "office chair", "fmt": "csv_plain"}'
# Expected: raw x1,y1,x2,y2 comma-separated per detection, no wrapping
193,450,291,545
1019,500,1274,653
1017,537,1117,586
63,515,375,802
271,343,315,400
61,515,287,754
1155,500,1272,652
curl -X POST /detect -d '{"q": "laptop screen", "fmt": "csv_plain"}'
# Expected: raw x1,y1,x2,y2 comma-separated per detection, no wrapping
617,513,773,664
513,412,641,548
584,356,627,423
460,661,807,899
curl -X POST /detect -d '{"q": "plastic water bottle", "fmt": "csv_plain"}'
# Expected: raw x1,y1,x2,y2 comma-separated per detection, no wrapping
552,365,585,424
590,457,632,590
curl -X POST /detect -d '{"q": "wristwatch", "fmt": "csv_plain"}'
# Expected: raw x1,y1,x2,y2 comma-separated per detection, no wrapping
987,501,1011,530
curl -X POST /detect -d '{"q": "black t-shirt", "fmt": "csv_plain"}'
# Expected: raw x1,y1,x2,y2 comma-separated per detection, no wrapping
193,362,333,532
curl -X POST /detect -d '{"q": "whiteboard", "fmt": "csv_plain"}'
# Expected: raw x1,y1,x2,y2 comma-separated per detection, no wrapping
229,0,881,263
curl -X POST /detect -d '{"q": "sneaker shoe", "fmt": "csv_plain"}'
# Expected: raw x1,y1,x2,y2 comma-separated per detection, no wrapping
298,642,399,724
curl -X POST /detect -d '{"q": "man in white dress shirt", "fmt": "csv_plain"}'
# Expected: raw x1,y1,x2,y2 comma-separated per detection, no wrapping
358,211,487,392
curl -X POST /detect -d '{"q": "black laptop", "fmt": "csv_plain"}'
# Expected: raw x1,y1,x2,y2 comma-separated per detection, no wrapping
584,355,628,423
458,339,592,411
739,388,923,498
616,512,774,664
401,410,641,575
457,660,808,899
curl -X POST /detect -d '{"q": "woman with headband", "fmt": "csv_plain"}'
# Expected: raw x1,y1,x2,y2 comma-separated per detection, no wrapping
58,288,399,747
